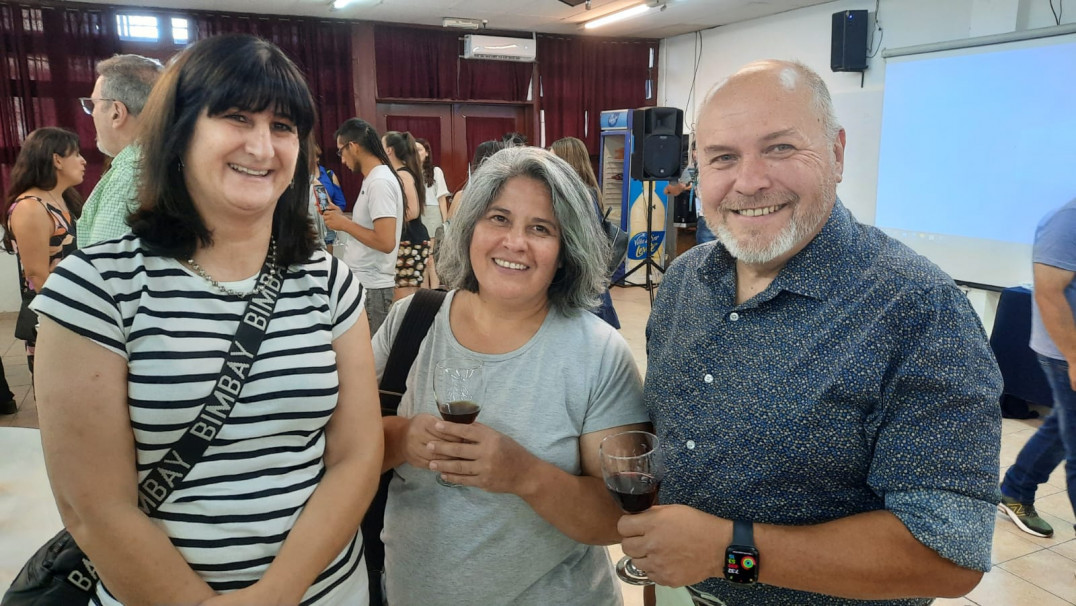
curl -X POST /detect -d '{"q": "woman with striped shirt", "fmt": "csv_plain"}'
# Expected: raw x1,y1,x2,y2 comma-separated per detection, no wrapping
30,34,383,605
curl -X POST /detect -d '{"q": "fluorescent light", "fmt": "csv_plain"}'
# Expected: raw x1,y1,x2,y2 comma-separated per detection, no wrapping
331,0,374,9
583,4,651,29
443,17,486,30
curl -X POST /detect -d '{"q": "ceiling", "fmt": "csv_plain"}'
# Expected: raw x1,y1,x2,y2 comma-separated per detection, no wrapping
81,0,837,39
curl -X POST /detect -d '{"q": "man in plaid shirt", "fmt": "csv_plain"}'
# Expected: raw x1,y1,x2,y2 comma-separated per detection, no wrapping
77,54,161,247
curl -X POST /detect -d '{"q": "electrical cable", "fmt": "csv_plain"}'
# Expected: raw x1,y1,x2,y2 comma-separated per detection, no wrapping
867,0,884,58
683,31,702,131
1049,0,1062,25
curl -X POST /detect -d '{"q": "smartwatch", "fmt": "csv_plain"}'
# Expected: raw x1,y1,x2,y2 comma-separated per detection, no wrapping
724,519,759,585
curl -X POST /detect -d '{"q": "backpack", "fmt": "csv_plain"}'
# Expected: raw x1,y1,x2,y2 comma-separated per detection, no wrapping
318,166,347,210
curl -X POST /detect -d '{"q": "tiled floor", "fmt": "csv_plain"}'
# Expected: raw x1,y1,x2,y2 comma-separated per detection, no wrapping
2,286,1075,604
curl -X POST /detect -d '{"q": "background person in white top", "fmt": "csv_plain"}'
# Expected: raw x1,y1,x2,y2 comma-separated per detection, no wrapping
324,118,404,335
415,137,449,236
416,137,449,288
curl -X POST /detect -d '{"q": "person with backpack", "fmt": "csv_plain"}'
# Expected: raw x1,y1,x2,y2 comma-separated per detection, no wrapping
371,146,648,605
314,142,347,210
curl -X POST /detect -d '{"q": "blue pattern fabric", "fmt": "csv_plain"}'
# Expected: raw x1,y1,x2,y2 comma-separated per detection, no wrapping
645,200,1003,605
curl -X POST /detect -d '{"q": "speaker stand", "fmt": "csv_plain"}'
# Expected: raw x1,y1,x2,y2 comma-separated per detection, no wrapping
615,183,665,305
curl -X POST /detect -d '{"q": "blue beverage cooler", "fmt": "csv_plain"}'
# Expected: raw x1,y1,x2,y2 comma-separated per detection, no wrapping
599,109,671,285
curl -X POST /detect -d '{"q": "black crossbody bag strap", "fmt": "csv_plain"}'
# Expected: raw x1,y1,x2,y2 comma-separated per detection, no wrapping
3,262,285,605
378,288,448,415
136,263,285,514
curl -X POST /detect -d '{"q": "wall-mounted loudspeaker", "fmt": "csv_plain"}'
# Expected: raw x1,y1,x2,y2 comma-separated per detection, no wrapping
630,107,683,181
831,10,868,72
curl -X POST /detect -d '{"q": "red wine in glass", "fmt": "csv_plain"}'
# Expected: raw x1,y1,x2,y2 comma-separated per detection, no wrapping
438,399,481,424
606,471,661,514
433,359,485,488
599,430,664,586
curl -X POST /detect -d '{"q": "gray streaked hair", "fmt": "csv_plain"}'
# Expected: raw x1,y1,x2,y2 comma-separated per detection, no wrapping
97,54,163,117
437,145,611,314
702,60,841,142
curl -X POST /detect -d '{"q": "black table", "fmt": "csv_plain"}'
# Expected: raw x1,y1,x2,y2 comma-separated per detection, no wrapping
989,286,1054,415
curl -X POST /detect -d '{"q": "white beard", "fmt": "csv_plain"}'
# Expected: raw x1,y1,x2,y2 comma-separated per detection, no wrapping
708,181,835,265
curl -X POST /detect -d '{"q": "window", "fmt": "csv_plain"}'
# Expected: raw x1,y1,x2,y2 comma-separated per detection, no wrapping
116,14,160,42
171,17,189,44
115,13,190,46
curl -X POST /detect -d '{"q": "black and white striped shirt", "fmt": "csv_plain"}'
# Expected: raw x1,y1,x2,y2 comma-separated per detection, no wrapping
32,235,369,605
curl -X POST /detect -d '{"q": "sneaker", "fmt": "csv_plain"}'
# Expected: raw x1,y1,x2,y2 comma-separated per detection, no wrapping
0,397,16,415
998,495,1054,537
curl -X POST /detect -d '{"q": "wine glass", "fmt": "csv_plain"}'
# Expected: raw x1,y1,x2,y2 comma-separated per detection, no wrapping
432,358,485,487
600,430,663,586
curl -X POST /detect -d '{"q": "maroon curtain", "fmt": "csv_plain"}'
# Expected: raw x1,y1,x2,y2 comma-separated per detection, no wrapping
187,11,358,207
458,59,531,102
537,35,657,153
465,117,515,166
536,36,585,151
375,25,457,100
375,26,531,103
0,2,119,197
580,39,656,151
385,116,442,167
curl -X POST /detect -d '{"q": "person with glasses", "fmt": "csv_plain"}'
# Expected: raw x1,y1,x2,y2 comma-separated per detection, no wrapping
323,118,404,335
77,54,162,247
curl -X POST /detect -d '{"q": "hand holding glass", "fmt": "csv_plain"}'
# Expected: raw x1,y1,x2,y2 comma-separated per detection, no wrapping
600,430,663,586
432,358,484,487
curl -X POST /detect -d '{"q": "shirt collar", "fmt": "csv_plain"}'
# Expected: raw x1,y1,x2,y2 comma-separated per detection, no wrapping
697,198,856,303
771,199,854,301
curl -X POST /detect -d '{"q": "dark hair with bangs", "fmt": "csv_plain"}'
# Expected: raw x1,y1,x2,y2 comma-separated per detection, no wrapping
2,127,84,252
129,34,318,265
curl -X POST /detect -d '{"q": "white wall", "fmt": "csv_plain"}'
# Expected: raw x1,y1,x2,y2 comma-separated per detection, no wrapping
657,0,1074,330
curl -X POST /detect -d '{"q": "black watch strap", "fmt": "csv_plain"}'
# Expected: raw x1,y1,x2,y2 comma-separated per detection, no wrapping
733,519,754,546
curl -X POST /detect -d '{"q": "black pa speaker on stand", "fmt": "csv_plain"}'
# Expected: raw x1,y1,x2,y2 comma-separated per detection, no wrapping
630,107,683,181
621,106,683,304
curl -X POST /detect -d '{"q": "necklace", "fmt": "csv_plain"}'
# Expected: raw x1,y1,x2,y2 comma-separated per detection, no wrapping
186,238,278,298
44,189,63,209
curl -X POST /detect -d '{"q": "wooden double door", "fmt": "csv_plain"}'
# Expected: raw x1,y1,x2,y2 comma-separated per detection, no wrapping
377,102,533,195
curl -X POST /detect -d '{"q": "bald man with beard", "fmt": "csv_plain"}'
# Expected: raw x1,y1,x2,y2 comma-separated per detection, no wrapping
623,60,1003,605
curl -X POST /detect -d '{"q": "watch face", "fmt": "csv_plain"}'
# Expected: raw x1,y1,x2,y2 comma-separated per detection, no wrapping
724,546,759,584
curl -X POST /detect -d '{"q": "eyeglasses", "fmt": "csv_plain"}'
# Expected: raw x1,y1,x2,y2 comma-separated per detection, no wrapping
337,141,354,157
78,97,116,115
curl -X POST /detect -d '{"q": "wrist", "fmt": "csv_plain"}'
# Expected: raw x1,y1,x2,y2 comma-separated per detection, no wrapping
713,517,734,579
512,454,547,499
723,519,760,585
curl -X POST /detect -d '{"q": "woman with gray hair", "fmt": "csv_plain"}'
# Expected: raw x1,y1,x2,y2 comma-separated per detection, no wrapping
371,145,648,605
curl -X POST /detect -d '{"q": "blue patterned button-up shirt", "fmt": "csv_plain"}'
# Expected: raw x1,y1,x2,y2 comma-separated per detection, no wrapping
645,201,1002,605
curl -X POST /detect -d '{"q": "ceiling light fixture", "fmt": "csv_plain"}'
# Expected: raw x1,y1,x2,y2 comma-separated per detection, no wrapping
583,3,652,29
330,0,381,10
443,17,487,30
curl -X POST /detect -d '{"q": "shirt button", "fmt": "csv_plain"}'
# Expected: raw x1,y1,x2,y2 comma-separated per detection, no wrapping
686,440,696,450
704,374,714,383
729,312,740,321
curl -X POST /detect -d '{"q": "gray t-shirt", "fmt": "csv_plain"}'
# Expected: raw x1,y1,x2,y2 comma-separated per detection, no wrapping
1030,198,1076,360
372,290,648,606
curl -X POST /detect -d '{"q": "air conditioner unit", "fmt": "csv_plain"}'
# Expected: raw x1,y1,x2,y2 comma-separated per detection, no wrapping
462,34,536,62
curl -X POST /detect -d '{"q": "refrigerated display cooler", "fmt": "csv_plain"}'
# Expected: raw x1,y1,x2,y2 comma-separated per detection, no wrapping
598,109,671,286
